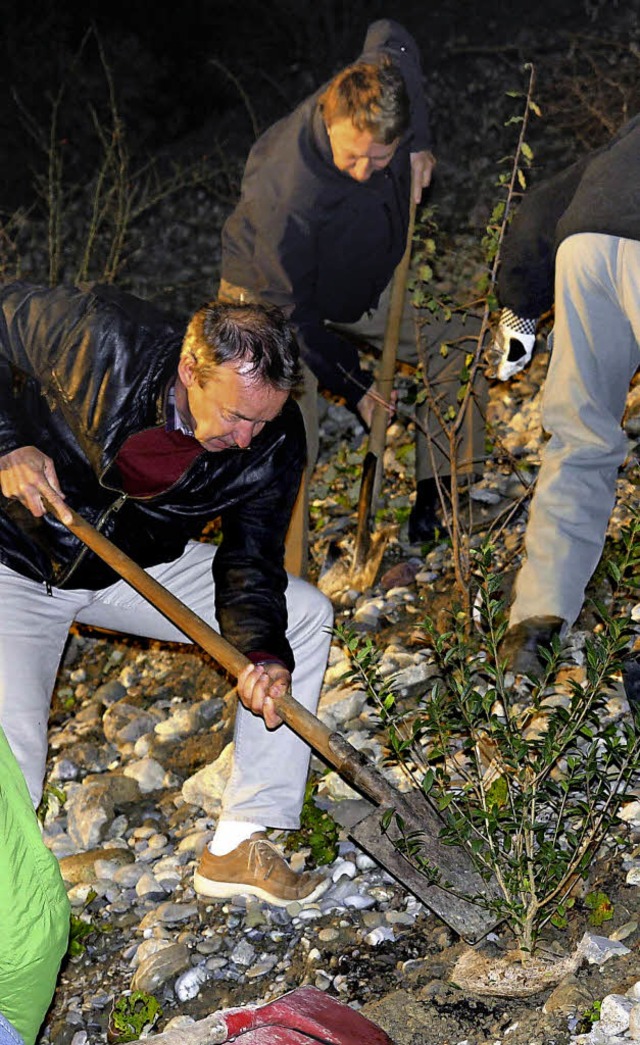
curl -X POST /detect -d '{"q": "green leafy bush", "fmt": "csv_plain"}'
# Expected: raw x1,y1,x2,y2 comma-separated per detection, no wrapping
338,546,639,953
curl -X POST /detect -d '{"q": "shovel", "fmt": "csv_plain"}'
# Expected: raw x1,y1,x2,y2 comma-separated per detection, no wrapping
319,190,417,597
47,502,500,941
352,191,417,577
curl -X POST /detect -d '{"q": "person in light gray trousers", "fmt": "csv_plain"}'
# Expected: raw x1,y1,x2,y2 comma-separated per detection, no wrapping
492,115,640,672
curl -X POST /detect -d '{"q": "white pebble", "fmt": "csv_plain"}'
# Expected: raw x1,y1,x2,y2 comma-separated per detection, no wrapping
364,926,395,946
175,963,210,1002
599,994,634,1036
331,858,357,882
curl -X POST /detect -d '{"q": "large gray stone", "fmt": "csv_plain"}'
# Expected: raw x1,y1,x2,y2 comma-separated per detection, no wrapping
102,701,165,747
130,942,191,993
66,775,141,849
181,742,233,814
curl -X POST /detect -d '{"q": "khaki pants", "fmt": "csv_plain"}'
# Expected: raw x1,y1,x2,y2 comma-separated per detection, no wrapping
332,280,487,481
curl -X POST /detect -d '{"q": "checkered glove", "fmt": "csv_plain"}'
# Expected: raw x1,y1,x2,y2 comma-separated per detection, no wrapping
493,308,538,381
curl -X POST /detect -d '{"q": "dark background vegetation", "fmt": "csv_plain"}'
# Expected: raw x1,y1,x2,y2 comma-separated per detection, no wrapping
2,0,638,227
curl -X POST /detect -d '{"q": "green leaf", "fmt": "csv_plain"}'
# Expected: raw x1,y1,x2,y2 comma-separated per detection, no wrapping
486,776,508,809
585,891,614,926
110,992,162,1043
286,778,339,866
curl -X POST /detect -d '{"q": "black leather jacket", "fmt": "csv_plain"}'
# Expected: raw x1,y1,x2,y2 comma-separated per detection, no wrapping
0,282,305,668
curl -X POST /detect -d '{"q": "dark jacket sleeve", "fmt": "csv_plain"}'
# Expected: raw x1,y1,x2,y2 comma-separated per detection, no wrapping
0,282,78,457
496,156,592,316
360,19,432,152
294,317,374,411
497,113,640,317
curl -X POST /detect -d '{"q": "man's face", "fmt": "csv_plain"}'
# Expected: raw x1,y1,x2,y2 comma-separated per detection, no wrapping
176,357,289,452
327,118,399,182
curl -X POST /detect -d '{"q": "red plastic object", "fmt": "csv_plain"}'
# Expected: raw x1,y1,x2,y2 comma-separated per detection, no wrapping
215,986,394,1044
229,1034,322,1044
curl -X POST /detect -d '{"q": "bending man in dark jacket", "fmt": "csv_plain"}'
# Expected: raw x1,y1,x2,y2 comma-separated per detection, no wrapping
490,115,640,671
220,19,462,569
0,281,333,905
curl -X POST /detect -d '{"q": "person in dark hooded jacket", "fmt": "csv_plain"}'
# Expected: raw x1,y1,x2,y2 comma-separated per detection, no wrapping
219,19,484,571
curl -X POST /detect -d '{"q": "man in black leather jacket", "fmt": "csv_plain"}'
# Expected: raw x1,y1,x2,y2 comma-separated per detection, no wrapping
0,281,333,906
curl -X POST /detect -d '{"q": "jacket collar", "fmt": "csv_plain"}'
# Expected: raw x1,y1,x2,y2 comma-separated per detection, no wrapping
310,102,335,169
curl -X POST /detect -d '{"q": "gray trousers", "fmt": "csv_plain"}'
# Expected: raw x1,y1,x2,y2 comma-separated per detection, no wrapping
333,280,486,480
0,542,333,823
510,233,640,628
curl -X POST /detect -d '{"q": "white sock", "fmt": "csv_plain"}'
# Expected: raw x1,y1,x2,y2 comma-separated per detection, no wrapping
209,819,266,856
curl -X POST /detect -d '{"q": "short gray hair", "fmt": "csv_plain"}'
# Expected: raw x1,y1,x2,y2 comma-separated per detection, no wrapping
181,301,301,391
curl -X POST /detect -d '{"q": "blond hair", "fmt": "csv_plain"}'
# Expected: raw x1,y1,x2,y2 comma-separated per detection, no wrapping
319,59,409,144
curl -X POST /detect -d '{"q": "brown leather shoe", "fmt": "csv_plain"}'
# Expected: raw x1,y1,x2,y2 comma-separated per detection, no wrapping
499,616,565,675
194,832,328,906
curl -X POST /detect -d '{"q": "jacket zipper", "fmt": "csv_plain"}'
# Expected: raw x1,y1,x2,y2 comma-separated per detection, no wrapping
46,441,208,591
51,493,128,588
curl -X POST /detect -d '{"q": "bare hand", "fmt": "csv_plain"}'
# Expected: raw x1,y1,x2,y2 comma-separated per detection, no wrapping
356,387,397,429
410,150,436,202
0,446,70,522
237,661,291,730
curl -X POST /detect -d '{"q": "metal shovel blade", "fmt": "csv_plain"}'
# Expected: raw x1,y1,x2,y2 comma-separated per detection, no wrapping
350,791,500,943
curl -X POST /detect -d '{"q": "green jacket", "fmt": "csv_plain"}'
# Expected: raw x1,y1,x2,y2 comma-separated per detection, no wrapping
0,727,69,1045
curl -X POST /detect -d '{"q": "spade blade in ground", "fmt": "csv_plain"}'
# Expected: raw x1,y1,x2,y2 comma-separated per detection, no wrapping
349,791,502,943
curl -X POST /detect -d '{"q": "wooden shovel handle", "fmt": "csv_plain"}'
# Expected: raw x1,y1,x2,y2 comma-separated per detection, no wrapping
47,502,400,805
352,188,417,573
55,503,250,678
367,190,418,460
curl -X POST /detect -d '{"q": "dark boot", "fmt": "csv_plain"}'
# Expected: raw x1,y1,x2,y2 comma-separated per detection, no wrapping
622,656,640,709
408,477,450,544
499,616,565,675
